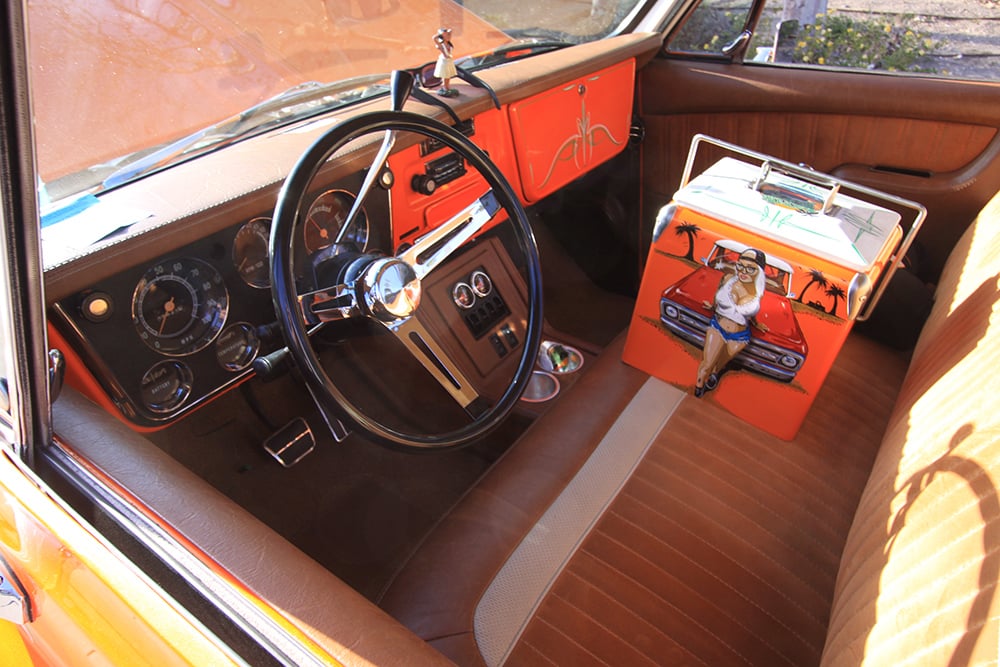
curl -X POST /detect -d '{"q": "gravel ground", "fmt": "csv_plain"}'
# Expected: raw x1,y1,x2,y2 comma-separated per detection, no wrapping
834,0,1000,80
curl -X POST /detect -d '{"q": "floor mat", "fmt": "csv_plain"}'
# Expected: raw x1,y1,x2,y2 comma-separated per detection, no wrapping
148,375,529,600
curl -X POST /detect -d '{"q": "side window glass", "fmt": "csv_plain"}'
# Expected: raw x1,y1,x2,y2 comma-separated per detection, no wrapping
665,0,755,56
745,0,1000,83
666,1,1000,83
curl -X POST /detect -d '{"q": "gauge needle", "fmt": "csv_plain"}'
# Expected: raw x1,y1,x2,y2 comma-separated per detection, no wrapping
159,297,176,335
307,217,328,240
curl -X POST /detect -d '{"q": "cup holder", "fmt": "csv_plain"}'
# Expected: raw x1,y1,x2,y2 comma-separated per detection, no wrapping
537,340,583,374
521,370,560,403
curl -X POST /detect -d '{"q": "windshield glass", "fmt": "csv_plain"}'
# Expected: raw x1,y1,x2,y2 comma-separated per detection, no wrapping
27,0,645,200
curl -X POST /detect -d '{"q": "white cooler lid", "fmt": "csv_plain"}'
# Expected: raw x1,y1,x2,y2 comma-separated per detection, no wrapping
673,157,901,272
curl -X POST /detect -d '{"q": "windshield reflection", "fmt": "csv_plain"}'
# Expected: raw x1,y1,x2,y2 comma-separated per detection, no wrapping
27,0,642,199
27,0,509,188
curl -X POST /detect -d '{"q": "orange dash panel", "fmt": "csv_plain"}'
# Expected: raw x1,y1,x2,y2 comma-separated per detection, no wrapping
508,59,635,202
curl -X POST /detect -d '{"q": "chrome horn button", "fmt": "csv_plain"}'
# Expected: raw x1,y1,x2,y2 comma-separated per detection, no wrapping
361,256,421,322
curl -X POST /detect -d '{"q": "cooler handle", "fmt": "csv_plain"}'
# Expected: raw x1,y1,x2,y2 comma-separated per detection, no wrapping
679,134,927,322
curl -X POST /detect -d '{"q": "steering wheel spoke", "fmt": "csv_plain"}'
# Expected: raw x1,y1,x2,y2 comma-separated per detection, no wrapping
297,283,361,325
398,190,501,279
389,316,481,412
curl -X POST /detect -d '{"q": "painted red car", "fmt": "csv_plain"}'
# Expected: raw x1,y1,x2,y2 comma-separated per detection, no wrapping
660,238,808,382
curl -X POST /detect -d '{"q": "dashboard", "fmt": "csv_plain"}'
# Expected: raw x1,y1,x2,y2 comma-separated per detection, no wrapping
50,136,528,427
50,174,378,424
43,36,653,429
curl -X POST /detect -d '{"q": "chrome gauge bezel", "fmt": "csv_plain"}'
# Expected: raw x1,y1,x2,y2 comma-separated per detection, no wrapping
233,216,272,289
452,281,476,309
470,269,493,297
140,359,194,413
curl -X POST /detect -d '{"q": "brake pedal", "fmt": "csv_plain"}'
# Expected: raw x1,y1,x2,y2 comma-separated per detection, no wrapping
263,417,316,467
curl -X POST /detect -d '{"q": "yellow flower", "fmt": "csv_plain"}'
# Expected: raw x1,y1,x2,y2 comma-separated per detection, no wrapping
884,24,892,33
818,57,825,65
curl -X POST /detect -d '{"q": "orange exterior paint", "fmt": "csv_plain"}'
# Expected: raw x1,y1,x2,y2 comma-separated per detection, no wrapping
508,59,635,202
0,451,242,666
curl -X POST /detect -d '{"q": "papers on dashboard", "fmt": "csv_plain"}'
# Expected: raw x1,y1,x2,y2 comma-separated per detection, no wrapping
41,194,153,268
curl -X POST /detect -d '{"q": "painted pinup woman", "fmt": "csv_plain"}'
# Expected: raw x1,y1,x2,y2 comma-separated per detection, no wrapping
695,248,770,397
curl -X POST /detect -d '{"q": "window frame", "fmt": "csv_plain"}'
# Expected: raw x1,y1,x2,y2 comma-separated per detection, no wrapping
0,0,53,465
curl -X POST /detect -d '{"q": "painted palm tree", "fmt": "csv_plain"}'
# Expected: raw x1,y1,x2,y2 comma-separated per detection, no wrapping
797,268,828,304
674,222,700,261
826,284,846,317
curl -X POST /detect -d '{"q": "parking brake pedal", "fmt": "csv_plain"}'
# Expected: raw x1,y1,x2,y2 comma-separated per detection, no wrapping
264,417,316,468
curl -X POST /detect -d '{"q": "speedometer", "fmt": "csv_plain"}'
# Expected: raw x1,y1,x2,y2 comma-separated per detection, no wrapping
132,258,229,356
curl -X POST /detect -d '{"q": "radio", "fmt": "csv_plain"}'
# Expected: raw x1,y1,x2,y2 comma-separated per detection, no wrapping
411,152,467,195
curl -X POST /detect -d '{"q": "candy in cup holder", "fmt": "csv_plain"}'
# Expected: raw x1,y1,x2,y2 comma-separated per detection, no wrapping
537,340,583,374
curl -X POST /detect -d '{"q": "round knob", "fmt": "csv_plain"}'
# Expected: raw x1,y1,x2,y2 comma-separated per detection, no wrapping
411,174,437,196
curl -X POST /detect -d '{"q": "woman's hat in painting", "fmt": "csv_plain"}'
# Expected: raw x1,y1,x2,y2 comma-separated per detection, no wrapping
740,248,766,269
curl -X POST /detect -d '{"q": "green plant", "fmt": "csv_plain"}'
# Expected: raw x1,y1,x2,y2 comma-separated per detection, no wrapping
668,2,750,53
792,12,938,72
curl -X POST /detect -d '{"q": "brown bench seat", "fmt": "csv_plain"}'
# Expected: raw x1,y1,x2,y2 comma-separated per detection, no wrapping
379,190,1000,666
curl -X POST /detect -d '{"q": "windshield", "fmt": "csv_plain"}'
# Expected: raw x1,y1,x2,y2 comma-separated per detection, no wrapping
27,0,645,200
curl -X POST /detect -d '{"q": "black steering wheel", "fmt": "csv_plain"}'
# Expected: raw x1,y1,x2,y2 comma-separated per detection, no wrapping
269,109,543,451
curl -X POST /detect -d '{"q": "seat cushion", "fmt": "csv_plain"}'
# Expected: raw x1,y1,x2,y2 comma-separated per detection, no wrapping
378,332,652,665
822,191,1000,666
380,329,908,666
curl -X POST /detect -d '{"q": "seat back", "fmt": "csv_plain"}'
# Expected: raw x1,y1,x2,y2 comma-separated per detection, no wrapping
822,191,1000,665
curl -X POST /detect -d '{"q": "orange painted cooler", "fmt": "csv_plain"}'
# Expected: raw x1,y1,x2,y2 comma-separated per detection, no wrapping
624,135,925,439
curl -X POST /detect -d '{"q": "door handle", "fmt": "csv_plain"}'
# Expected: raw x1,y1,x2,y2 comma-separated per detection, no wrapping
0,571,30,625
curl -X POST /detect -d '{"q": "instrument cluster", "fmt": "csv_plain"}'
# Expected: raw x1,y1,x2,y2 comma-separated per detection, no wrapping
52,174,388,426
